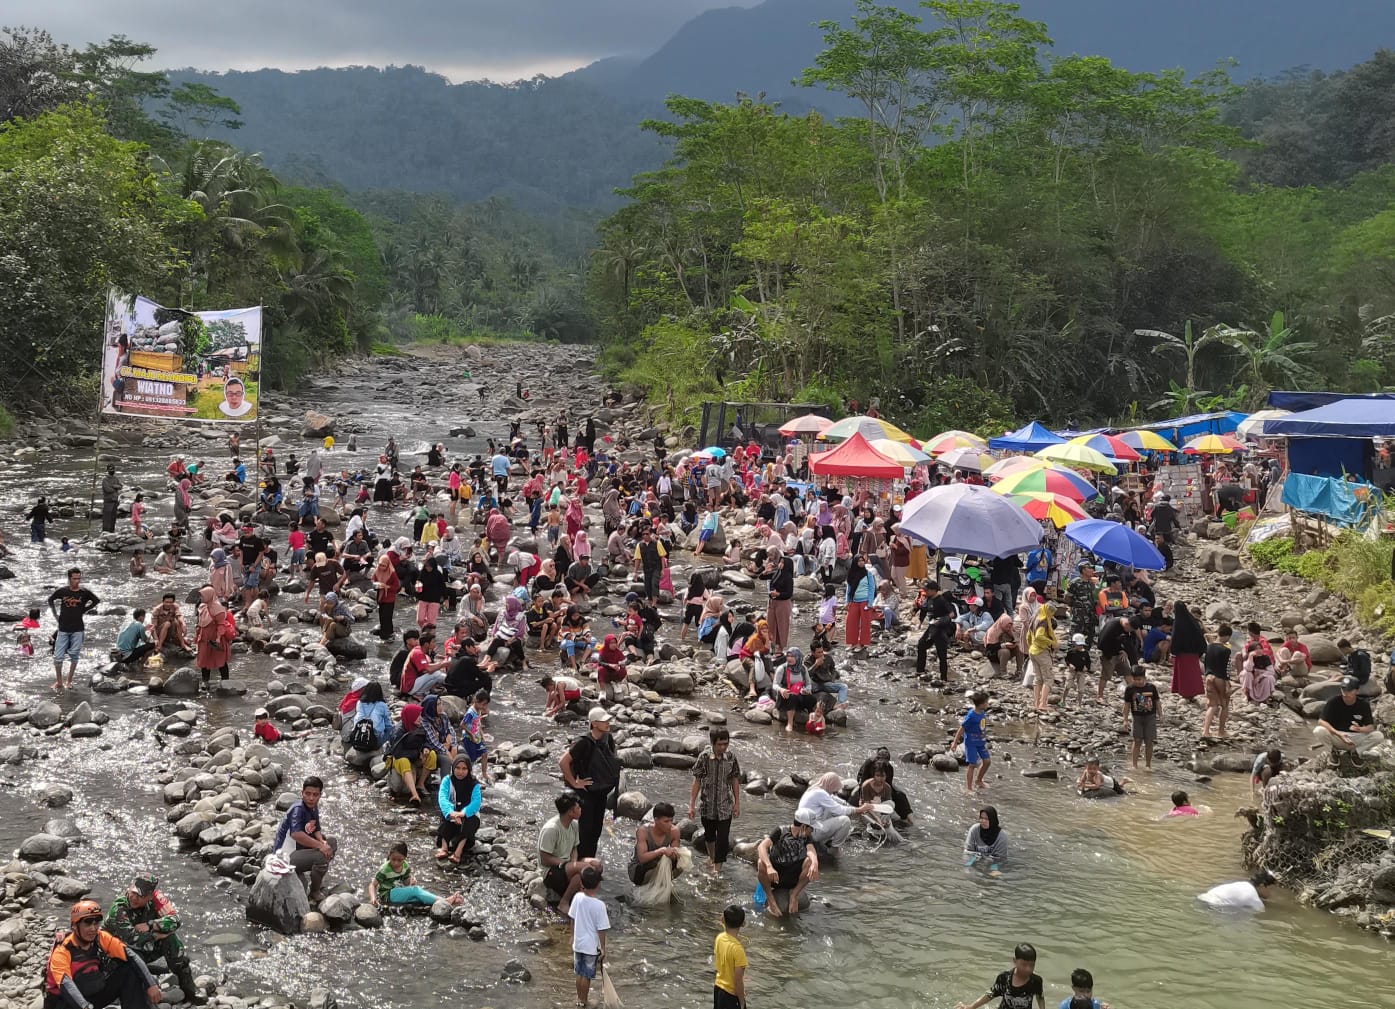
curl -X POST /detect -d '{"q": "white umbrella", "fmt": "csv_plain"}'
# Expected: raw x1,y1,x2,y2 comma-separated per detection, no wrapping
899,484,1043,558
1236,409,1290,441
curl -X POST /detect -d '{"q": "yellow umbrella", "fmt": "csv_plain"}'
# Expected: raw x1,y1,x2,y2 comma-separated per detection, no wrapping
822,415,916,444
869,438,930,467
984,456,1045,479
1118,429,1178,452
923,429,987,456
1003,492,1089,529
1035,442,1118,474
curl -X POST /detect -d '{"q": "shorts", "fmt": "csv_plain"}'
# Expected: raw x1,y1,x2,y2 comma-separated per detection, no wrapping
698,529,714,543
772,864,802,891
388,750,438,777
243,567,261,589
1131,712,1157,743
964,738,990,766
544,864,569,896
54,630,84,663
1029,652,1052,679
715,986,743,1009
1205,675,1230,706
683,604,703,626
1099,652,1128,679
290,547,306,565
574,952,599,981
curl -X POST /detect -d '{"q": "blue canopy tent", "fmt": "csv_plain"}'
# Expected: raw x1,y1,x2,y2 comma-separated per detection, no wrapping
1266,397,1395,479
988,421,1065,453
1131,410,1247,448
1267,390,1395,412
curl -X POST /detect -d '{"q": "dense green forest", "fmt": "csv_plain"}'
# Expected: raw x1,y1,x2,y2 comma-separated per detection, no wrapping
591,0,1395,434
0,27,589,420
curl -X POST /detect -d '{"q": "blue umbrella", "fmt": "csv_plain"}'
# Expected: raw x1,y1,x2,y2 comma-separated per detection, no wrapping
1063,519,1166,570
696,446,727,459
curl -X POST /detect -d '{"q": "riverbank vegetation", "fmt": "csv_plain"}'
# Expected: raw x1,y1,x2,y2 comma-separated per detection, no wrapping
590,1,1395,429
0,27,588,413
1248,533,1395,641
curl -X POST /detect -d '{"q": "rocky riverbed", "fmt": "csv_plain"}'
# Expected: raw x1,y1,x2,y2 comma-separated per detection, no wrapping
2,340,1394,1009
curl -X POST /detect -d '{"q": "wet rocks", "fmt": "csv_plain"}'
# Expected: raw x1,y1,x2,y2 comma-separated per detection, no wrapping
614,790,650,820
248,868,311,934
302,411,335,437
18,833,68,861
160,667,202,696
41,784,73,808
931,754,961,773
27,700,62,729
1223,569,1258,589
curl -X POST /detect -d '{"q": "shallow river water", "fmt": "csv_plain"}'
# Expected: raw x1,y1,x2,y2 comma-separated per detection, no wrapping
1,353,1388,1009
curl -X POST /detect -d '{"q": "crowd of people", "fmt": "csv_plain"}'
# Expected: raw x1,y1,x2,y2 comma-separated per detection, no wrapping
16,389,1383,1009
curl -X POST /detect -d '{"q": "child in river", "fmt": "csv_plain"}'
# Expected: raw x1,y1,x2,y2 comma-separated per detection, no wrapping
1076,756,1128,797
16,608,40,656
1167,790,1200,816
368,841,464,909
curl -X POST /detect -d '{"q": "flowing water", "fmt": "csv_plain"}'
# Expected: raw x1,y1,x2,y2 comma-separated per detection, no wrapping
1,352,1388,1009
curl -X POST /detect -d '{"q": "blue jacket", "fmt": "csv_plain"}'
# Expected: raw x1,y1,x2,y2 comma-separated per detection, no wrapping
845,569,877,605
437,774,481,820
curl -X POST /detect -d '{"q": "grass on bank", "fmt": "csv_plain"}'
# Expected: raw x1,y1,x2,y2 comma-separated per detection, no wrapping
1248,532,1395,642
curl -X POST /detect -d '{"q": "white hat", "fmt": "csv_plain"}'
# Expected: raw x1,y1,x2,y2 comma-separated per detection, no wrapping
1071,633,1087,646
793,808,815,825
587,706,610,723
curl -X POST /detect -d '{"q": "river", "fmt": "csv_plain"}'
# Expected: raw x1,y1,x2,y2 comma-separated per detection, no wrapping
1,346,1388,1009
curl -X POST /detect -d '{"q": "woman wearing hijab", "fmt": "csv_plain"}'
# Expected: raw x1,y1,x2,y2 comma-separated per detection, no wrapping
844,556,877,652
415,556,448,630
195,585,232,687
174,477,193,531
1027,603,1059,712
209,548,233,603
318,591,355,647
564,496,584,539
485,507,511,562
436,755,483,864
964,807,1007,876
485,595,528,670
773,647,818,733
1169,601,1207,700
373,455,393,503
353,680,392,747
574,528,592,563
596,633,629,701
602,488,623,535
466,550,493,587
554,534,574,576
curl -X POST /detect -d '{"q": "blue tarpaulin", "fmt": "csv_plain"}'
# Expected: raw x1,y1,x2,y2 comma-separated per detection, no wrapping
1267,390,1395,412
1280,472,1373,526
988,421,1065,452
1266,398,1395,438
1133,410,1246,448
1287,437,1372,480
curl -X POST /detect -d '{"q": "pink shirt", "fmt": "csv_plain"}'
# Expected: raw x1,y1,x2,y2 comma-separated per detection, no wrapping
1167,805,1200,817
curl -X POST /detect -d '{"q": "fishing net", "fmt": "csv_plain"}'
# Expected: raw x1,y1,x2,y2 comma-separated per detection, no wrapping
631,847,693,907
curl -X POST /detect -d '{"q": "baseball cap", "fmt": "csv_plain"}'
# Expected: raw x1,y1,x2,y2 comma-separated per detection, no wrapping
1071,633,1086,646
254,707,269,718
130,875,158,896
966,596,981,606
1341,675,1360,692
793,808,815,825
587,706,610,723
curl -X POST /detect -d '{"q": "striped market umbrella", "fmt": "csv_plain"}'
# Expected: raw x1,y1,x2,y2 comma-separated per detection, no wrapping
937,447,995,472
1004,491,1089,528
991,464,1099,502
1117,429,1178,452
1068,433,1141,462
1035,442,1119,474
778,413,833,436
923,429,988,457
869,438,931,467
822,415,917,444
983,456,1046,479
1182,433,1246,454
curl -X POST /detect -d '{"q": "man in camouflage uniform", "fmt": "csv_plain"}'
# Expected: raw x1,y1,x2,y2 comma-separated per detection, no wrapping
1066,562,1099,651
103,876,205,1005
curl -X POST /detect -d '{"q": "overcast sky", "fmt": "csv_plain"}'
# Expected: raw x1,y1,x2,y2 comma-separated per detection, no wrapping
14,0,759,81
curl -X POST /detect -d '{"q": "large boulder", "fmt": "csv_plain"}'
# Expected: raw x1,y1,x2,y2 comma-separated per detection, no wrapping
684,523,726,557
1299,636,1344,665
28,701,62,729
302,411,335,438
614,791,650,820
247,869,311,934
1201,547,1241,574
159,667,202,697
19,833,69,861
326,636,368,661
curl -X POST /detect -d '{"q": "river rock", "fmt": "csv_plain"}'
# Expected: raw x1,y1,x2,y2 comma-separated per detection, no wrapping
1299,635,1343,665
614,790,650,820
772,776,807,799
429,899,455,923
28,700,63,728
1223,569,1258,588
67,701,94,726
743,707,772,725
617,747,654,769
70,723,102,738
722,571,755,589
43,783,74,808
19,833,69,861
327,637,368,661
248,868,311,934
1204,601,1235,624
1301,680,1343,703
653,752,697,770
318,892,360,925
353,903,383,928
50,876,91,899
301,912,327,933
1209,752,1255,773
1021,768,1059,779
212,680,248,697
160,667,202,696
656,672,697,694
302,411,335,437
1200,547,1241,574
931,753,961,773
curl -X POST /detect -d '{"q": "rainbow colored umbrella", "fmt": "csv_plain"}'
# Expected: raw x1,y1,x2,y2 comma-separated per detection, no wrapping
869,438,930,467
1183,433,1245,454
923,430,988,457
1004,492,1089,529
983,456,1046,479
937,447,995,472
991,465,1099,502
822,415,916,444
1035,442,1118,474
1117,429,1178,452
1068,433,1141,462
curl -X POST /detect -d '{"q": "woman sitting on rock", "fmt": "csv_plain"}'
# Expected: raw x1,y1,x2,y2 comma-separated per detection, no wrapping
737,619,773,700
771,647,818,733
484,595,529,670
595,633,629,701
435,755,482,864
1241,648,1276,704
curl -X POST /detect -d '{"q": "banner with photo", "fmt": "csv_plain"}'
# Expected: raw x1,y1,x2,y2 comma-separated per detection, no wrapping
100,288,263,422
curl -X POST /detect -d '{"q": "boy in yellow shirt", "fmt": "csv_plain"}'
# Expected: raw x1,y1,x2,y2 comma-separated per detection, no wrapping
714,904,747,1009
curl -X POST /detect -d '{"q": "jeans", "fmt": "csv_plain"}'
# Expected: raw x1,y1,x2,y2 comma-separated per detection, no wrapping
409,672,447,698
54,630,85,665
815,682,848,705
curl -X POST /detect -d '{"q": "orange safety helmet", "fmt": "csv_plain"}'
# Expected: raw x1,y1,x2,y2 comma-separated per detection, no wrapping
69,900,103,926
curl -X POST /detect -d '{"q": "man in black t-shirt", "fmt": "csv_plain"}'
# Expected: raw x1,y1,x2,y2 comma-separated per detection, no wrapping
235,524,266,610
47,567,99,690
1337,639,1372,686
1314,676,1382,762
755,809,818,918
306,517,335,559
1096,616,1132,701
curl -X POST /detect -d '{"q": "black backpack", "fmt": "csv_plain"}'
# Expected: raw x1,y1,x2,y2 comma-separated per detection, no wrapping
347,718,379,752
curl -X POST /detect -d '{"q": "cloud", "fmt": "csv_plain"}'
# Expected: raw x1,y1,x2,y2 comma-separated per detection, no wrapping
9,0,758,81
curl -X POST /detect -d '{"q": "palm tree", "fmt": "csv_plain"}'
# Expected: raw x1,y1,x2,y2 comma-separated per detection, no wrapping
1220,311,1319,400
